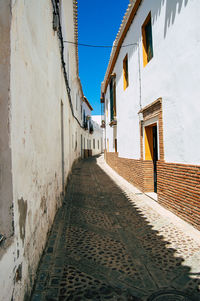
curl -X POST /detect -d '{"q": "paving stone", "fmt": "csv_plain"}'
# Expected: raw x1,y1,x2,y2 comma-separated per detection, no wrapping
31,156,200,301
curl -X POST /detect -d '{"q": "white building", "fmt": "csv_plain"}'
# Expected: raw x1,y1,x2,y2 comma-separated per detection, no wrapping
80,98,103,158
92,115,102,126
91,115,104,155
91,118,104,156
0,0,102,300
102,0,200,230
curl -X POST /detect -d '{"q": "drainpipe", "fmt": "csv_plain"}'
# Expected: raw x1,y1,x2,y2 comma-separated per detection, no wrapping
137,42,142,111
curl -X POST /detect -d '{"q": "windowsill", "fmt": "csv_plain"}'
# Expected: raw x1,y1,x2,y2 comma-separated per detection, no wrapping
143,57,153,68
123,86,129,91
109,120,117,127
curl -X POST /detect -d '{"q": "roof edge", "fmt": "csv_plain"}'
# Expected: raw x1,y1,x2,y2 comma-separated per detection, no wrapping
103,0,142,94
83,96,93,111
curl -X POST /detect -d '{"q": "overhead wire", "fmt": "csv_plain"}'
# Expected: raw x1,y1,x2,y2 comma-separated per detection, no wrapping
63,40,138,48
64,38,142,112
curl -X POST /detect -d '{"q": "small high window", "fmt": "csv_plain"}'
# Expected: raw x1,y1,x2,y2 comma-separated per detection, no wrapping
123,54,129,90
142,13,153,66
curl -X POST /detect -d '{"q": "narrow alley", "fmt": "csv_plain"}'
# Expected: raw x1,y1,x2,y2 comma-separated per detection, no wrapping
31,156,200,301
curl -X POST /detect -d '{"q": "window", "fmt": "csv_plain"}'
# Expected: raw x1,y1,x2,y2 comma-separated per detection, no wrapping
142,12,153,67
98,140,100,150
93,139,95,149
123,54,129,90
83,110,87,129
109,75,116,122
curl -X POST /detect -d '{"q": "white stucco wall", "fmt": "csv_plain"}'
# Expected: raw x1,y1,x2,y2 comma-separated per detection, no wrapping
91,115,104,154
92,115,102,126
0,0,86,300
91,119,103,155
104,0,200,165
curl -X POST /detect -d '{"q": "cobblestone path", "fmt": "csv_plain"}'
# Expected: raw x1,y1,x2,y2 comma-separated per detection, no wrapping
31,156,200,301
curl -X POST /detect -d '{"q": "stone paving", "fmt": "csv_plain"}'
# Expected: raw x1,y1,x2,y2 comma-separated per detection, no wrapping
31,155,200,301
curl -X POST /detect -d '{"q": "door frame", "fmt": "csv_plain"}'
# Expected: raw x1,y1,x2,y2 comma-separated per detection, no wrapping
143,116,160,161
139,98,164,193
143,117,159,193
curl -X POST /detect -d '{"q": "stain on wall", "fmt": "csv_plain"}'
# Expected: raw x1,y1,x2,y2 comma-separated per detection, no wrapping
18,198,27,244
15,263,22,282
40,196,47,214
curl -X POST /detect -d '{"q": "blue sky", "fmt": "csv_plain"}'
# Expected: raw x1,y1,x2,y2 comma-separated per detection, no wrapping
78,1,129,115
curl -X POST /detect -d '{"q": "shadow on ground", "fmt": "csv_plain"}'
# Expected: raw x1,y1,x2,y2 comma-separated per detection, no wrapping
31,156,200,301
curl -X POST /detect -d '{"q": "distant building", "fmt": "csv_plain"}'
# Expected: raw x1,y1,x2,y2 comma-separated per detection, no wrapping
91,117,104,155
0,0,102,300
92,115,103,126
101,0,200,230
81,99,103,158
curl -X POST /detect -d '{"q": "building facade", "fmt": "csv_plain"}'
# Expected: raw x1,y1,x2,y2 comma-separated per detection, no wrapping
102,0,200,230
91,116,104,156
0,0,102,300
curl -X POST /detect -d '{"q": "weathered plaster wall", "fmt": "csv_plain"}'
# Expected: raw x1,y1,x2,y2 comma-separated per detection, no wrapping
0,2,16,297
104,0,200,165
0,0,13,240
0,0,103,299
0,0,82,300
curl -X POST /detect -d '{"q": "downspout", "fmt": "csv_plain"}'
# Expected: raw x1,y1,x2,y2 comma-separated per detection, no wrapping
137,42,142,111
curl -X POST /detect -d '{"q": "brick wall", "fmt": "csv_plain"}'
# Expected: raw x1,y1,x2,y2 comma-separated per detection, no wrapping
157,162,200,230
105,152,154,192
143,160,154,192
105,152,200,230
